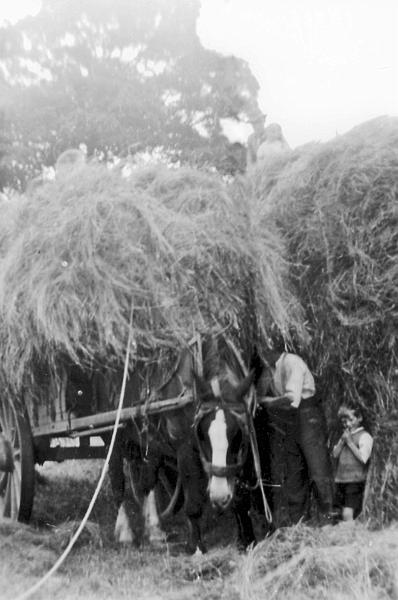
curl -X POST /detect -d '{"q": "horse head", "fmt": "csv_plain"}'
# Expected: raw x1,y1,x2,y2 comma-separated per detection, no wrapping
193,370,254,510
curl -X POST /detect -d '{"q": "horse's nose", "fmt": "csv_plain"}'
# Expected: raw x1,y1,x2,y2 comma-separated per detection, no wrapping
219,494,232,510
209,476,233,510
211,491,233,510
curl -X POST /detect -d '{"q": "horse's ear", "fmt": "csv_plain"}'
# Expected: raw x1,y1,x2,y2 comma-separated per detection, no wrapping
250,346,265,385
193,372,212,401
235,370,255,401
178,348,194,387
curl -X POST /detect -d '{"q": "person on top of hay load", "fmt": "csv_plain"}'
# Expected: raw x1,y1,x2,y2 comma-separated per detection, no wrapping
253,340,334,527
332,403,373,521
55,148,86,174
246,112,267,169
256,123,291,161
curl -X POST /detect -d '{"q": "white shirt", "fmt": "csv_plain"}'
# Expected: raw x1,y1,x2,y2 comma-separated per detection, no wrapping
273,353,315,408
257,140,290,161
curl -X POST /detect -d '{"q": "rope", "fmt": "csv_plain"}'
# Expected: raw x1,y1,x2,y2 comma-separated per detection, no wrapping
246,401,273,523
15,305,135,600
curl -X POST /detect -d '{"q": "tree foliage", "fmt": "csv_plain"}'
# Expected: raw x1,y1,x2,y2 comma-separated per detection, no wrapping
0,0,262,189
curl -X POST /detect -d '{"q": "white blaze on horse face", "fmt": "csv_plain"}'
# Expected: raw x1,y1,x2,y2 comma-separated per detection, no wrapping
208,409,233,508
114,501,133,544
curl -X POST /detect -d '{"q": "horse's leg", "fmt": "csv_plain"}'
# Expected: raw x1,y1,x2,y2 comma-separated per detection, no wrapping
140,445,165,545
142,489,165,545
103,431,134,544
178,444,207,554
233,484,256,550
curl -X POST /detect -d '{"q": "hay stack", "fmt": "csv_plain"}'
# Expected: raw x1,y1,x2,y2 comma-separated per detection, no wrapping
243,116,398,524
0,164,301,392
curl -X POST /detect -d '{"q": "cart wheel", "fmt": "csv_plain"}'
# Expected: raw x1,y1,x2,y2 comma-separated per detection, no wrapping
128,456,183,520
0,397,35,522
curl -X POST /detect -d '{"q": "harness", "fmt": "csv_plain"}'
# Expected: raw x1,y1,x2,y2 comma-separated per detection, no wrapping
192,377,273,523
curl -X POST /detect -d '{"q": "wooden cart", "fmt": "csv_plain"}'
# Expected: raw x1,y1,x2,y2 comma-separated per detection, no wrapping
0,359,190,523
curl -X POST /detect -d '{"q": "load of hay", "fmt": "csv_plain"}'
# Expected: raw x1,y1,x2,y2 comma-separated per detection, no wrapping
0,163,301,395
241,116,398,525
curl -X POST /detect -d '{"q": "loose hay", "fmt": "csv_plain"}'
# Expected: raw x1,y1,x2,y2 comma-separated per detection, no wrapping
0,516,101,551
242,116,398,524
240,523,398,600
0,164,301,391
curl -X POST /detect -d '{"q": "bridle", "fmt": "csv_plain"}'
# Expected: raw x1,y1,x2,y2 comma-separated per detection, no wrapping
192,369,273,523
190,337,273,523
193,398,250,479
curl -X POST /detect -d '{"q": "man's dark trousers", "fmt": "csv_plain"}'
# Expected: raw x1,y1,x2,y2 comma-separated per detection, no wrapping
266,398,334,526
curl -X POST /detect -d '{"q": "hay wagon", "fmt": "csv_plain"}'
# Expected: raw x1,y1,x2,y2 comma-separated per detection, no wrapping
0,162,298,525
0,348,197,524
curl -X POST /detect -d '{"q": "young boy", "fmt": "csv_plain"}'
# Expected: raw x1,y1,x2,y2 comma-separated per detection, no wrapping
333,404,373,521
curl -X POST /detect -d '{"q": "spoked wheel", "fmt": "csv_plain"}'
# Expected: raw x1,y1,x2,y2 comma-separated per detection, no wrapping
0,396,35,522
128,455,183,520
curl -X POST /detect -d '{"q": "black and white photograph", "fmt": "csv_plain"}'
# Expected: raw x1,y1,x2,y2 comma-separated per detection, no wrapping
0,1,397,598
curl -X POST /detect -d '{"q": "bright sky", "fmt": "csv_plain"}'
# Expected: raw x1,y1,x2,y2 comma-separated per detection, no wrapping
1,0,398,148
199,0,398,147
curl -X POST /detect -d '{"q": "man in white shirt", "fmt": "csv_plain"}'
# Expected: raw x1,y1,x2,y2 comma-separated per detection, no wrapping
254,344,334,526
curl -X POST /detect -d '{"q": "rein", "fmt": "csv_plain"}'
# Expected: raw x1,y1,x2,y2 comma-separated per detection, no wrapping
225,338,273,524
191,336,274,524
243,393,273,522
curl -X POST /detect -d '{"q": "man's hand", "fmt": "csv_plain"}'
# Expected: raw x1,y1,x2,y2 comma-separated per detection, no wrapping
260,395,293,409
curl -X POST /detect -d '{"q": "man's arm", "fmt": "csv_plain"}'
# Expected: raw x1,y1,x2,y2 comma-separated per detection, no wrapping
259,394,295,409
258,355,306,409
282,355,306,408
358,432,373,464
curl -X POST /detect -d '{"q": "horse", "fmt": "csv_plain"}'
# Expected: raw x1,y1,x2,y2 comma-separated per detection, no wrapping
191,367,273,551
105,335,272,553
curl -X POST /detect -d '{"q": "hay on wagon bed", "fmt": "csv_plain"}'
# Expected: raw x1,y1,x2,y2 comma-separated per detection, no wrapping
242,116,398,525
0,163,301,392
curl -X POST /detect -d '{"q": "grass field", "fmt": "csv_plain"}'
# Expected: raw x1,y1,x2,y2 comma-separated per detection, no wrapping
1,460,397,600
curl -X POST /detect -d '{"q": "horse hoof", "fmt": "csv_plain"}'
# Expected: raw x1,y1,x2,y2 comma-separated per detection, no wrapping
114,503,134,544
186,542,207,555
116,533,134,544
237,539,256,553
114,523,134,544
146,527,167,547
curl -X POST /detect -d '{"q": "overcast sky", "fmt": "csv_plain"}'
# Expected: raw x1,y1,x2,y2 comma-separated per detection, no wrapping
2,0,398,148
199,0,398,147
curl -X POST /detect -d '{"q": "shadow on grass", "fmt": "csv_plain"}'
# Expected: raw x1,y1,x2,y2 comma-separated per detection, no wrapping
31,459,253,552
32,460,117,543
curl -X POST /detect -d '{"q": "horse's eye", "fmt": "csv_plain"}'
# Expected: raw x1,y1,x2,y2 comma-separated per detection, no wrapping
230,429,243,454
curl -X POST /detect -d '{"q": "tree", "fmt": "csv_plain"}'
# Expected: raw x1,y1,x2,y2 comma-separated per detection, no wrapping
0,0,263,189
